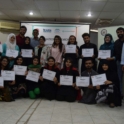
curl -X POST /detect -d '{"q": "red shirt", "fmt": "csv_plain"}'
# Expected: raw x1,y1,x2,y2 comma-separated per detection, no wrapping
16,34,25,47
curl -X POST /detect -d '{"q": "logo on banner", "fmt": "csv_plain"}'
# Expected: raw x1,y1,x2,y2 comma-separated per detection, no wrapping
43,29,51,33
55,29,60,33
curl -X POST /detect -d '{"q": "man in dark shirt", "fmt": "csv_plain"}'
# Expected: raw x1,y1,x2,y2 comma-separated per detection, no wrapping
114,27,124,97
79,33,98,72
16,26,27,49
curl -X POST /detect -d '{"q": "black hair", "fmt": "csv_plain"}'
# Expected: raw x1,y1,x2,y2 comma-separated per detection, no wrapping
0,56,10,70
46,56,56,68
20,26,27,31
67,35,77,45
82,33,90,38
32,56,40,65
64,58,73,69
39,36,46,41
52,35,63,52
116,27,124,32
14,56,24,65
25,36,30,43
84,58,93,63
33,29,39,33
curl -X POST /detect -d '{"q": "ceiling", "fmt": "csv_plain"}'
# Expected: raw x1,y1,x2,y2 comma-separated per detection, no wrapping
0,0,124,29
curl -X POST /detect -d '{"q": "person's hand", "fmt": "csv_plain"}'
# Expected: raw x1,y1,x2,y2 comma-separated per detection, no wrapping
53,77,58,84
9,81,15,85
20,52,22,55
92,55,95,58
72,83,76,87
55,62,59,66
32,52,34,56
106,58,114,61
96,85,100,90
122,65,124,71
9,57,14,60
76,48,78,53
88,85,93,89
39,76,43,81
25,71,28,76
58,83,61,86
75,86,79,90
104,80,112,85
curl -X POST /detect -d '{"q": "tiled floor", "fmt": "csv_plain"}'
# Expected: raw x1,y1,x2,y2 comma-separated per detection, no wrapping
0,99,124,124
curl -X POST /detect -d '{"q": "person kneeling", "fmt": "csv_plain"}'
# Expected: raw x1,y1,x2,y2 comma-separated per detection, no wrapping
56,58,79,102
96,61,122,108
39,57,60,100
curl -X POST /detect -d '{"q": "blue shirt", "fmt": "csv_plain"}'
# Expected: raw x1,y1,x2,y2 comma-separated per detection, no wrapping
30,37,39,48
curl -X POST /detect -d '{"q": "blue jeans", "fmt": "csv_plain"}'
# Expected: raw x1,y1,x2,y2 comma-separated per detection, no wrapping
117,61,123,95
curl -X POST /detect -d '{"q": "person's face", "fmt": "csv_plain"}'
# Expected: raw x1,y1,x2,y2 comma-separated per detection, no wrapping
65,60,72,67
39,38,45,45
83,36,90,44
17,58,23,65
102,64,109,71
20,28,26,36
10,36,15,44
69,36,75,44
25,38,30,44
33,58,38,65
33,30,39,38
48,59,55,66
1,58,8,67
116,30,124,39
85,60,93,69
55,38,60,45
105,36,111,43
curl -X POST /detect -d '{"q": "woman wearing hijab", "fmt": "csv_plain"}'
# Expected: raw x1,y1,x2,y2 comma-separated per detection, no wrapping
2,33,19,68
21,36,34,66
34,36,50,67
98,34,116,73
96,61,122,107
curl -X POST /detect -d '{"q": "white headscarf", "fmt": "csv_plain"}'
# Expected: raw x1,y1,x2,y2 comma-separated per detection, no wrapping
5,33,16,50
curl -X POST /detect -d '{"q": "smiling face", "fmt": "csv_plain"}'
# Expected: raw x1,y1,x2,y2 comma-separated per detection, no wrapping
105,36,111,43
48,59,55,67
33,58,39,65
25,38,30,44
10,36,15,44
54,37,60,45
102,64,109,71
16,58,23,65
85,60,93,69
20,28,26,36
83,36,90,44
1,58,8,67
39,37,45,45
116,30,124,39
69,36,76,44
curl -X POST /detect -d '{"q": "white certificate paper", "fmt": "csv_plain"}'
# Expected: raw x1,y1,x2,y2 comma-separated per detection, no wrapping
65,45,76,53
0,77,4,87
42,69,56,81
14,65,27,75
0,44,3,52
26,71,40,82
6,49,18,58
76,76,90,87
91,74,107,86
82,49,94,57
60,75,73,86
21,49,33,58
1,70,15,81
98,50,111,59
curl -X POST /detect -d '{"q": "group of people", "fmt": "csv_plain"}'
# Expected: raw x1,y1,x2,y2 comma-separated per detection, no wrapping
0,26,123,108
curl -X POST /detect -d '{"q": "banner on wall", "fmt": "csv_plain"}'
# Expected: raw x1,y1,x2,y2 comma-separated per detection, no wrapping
33,25,76,44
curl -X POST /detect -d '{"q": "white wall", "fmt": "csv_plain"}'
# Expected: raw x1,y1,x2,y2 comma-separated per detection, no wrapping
98,25,124,49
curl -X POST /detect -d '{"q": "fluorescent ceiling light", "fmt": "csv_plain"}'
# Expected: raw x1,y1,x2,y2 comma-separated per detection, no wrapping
29,12,33,15
88,13,91,17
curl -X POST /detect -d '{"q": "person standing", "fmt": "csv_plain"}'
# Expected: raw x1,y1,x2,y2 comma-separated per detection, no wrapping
30,29,39,48
16,26,27,49
114,27,124,98
50,35,65,69
79,33,98,72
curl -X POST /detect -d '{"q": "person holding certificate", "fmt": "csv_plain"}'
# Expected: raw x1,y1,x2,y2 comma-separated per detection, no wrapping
50,35,65,69
79,33,98,72
34,36,50,67
2,33,19,68
26,56,41,99
0,56,15,102
63,35,79,69
39,57,60,100
11,56,27,98
96,61,122,107
56,58,79,102
98,34,116,73
79,58,98,104
21,37,34,66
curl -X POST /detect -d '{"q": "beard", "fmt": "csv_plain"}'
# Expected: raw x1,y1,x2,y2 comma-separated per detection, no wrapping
118,34,124,39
